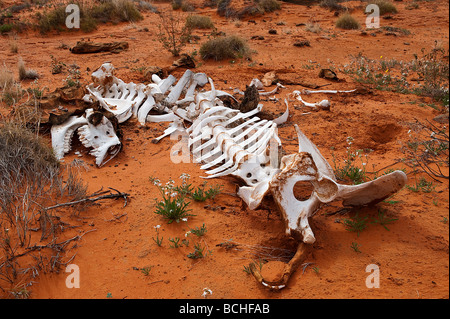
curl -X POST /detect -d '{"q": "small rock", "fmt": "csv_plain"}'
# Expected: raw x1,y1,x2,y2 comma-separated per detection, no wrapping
293,40,310,47
268,29,277,35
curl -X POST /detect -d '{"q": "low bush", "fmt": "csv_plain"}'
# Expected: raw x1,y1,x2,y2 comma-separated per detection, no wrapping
36,0,143,34
185,14,214,29
200,35,251,61
367,0,398,15
336,13,360,30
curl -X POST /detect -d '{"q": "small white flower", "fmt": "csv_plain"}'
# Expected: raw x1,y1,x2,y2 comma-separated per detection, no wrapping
181,218,188,222
202,288,213,298
170,192,178,198
154,225,161,229
185,231,191,237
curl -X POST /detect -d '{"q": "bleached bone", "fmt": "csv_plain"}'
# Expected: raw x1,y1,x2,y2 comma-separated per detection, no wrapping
152,117,185,144
77,109,122,167
152,74,177,95
51,115,88,160
91,62,117,87
292,90,330,111
165,70,194,104
249,78,264,90
234,82,284,96
51,108,121,167
303,89,357,95
87,85,134,123
273,99,289,125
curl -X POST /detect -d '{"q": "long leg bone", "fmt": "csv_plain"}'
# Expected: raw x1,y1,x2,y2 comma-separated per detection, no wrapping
292,90,330,111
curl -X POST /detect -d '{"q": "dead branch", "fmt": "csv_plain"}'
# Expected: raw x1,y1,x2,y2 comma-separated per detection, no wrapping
43,188,129,211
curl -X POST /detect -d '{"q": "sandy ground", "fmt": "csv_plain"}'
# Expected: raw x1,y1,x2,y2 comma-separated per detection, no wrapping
0,0,448,299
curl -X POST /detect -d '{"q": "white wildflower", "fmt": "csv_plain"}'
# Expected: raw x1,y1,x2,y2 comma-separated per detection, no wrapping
202,288,213,298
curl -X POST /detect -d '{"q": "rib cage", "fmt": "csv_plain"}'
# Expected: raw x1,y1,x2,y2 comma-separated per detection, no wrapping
187,101,281,181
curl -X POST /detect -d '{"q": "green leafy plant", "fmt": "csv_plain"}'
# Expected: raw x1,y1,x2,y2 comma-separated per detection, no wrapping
187,242,211,259
406,177,435,193
343,212,368,236
350,242,362,253
243,258,264,274
371,209,398,231
152,225,163,246
169,237,182,248
189,223,207,237
190,182,222,201
150,176,195,224
333,136,369,184
141,266,153,276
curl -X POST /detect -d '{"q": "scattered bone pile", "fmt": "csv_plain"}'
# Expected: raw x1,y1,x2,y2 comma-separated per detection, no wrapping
51,63,407,289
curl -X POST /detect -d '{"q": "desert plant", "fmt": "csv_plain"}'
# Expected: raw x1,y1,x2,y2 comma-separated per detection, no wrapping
36,0,143,34
189,223,207,237
150,176,195,223
371,209,398,230
9,34,18,53
152,225,163,246
0,65,23,106
320,0,347,11
187,242,211,259
256,0,281,12
190,182,222,201
18,58,39,81
200,35,251,61
343,212,368,236
335,13,360,30
157,11,192,56
350,242,361,253
367,0,398,15
332,137,369,185
185,14,214,29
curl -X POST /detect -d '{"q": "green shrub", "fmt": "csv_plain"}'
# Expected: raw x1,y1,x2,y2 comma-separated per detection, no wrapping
200,35,251,61
336,13,360,30
185,14,214,29
256,0,281,12
36,0,143,34
0,24,13,33
368,0,398,15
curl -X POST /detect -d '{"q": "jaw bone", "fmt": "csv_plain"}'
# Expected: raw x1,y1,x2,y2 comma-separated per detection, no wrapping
51,114,88,160
51,108,121,167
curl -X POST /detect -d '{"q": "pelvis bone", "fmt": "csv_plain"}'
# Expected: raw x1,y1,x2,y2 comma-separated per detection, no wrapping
51,108,121,167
